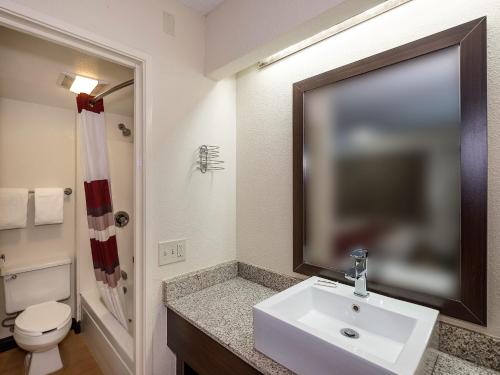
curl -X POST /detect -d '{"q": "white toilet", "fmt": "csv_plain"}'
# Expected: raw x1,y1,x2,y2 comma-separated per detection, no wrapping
1,256,72,375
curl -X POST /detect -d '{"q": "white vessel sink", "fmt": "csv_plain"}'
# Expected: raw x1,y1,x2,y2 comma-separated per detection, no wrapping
253,276,438,375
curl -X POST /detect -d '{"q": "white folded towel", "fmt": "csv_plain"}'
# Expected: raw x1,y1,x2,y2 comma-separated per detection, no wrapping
0,188,29,230
34,188,64,225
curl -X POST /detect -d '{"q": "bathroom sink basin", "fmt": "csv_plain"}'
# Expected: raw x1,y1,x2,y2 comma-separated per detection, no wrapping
253,276,438,375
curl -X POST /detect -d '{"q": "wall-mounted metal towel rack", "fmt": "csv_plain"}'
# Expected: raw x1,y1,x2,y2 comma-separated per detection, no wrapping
28,188,72,196
197,145,224,173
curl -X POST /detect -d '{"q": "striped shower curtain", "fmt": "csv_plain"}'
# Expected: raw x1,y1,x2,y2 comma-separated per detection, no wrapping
77,93,128,328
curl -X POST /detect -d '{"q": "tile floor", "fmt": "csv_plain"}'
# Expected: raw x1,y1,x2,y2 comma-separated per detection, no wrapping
0,331,103,375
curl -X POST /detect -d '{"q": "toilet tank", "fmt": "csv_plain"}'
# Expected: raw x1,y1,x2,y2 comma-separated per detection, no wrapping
1,255,71,314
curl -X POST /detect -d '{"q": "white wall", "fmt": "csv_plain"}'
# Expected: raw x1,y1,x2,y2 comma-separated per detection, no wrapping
4,1,237,374
107,114,134,291
205,0,385,79
151,77,236,374
0,97,76,338
236,0,500,337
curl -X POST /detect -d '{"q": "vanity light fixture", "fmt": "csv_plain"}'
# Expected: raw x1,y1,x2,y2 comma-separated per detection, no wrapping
257,0,411,69
69,74,99,94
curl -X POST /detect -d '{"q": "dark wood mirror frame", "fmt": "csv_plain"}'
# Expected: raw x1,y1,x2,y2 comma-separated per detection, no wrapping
293,17,487,325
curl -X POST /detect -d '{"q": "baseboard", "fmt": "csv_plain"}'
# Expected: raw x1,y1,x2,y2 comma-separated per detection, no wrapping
0,335,17,352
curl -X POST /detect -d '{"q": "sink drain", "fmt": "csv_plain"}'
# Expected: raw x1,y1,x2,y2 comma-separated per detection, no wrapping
340,328,359,339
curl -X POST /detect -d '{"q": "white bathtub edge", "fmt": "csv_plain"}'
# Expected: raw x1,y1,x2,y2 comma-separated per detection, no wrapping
80,290,134,374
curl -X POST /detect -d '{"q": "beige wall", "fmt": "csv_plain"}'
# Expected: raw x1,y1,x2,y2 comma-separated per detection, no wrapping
0,97,77,338
106,114,134,298
236,0,500,337
205,0,386,78
0,97,135,340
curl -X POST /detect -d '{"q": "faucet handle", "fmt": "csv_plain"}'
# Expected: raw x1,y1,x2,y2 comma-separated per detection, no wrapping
349,248,368,260
345,267,358,280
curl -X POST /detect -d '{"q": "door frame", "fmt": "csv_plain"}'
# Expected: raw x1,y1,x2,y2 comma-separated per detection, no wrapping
0,1,152,373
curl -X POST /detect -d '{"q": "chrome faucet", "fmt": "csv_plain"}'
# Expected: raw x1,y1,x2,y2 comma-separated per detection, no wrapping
344,249,369,297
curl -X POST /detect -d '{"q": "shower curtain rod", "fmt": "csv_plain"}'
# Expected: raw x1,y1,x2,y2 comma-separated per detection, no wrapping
90,79,134,104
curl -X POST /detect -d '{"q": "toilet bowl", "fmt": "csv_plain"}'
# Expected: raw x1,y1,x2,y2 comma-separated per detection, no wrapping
14,301,72,375
1,256,72,374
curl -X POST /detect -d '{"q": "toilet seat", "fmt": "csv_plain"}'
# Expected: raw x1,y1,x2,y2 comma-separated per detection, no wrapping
15,301,71,337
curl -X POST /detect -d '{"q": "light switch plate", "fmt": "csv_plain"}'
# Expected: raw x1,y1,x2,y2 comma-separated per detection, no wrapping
158,239,186,266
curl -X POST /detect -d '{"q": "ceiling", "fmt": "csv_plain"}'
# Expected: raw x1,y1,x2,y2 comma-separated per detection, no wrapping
178,0,224,15
0,26,134,116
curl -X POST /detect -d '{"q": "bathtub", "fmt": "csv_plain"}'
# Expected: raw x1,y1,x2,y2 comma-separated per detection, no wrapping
80,288,134,375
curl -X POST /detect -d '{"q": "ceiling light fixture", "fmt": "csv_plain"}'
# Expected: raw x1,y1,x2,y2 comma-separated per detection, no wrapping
257,0,411,69
69,75,99,94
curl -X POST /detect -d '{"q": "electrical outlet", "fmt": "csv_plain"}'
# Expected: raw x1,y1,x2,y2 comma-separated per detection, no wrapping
158,239,186,266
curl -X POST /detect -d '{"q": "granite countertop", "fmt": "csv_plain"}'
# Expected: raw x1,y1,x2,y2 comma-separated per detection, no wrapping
164,261,499,375
168,277,292,374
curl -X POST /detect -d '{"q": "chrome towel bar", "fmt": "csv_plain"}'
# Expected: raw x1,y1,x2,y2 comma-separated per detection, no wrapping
28,188,72,196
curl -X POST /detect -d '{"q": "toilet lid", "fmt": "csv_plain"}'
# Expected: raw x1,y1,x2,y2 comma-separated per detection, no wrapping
15,301,71,334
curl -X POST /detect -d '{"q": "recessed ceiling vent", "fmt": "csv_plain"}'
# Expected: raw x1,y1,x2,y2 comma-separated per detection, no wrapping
56,73,108,95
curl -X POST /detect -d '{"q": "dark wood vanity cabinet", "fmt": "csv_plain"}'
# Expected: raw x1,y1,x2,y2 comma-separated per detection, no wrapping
167,308,262,375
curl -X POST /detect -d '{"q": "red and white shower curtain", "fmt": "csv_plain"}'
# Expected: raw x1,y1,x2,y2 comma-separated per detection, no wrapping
77,93,128,328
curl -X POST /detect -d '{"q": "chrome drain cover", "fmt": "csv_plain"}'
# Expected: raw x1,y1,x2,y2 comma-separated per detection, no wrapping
340,328,359,339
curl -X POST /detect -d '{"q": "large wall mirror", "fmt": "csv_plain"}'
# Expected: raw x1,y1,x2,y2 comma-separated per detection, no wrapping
293,18,487,325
